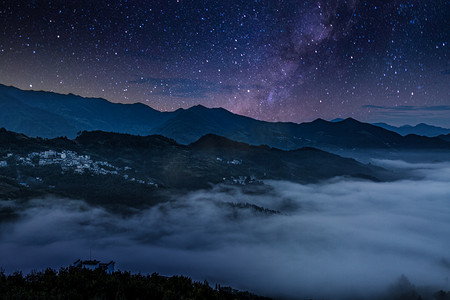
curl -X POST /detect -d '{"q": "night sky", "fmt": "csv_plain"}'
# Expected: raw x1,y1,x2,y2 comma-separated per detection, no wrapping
0,0,449,126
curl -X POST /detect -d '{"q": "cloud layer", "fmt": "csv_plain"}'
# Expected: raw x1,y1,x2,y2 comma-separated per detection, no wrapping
1,160,450,299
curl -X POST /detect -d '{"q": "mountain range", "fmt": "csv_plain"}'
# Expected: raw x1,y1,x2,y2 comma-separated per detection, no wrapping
372,122,450,137
1,84,450,155
331,118,450,137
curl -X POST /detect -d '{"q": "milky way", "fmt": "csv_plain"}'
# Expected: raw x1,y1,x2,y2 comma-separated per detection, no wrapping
0,1,448,125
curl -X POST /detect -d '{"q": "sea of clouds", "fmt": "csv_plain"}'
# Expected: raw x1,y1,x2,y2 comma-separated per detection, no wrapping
1,160,450,299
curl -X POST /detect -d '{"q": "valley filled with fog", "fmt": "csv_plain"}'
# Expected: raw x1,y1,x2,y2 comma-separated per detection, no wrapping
1,160,450,299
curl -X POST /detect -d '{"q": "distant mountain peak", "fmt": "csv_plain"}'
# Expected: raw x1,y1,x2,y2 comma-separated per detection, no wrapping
310,118,329,124
341,117,361,123
186,104,230,114
310,117,363,126
189,104,208,110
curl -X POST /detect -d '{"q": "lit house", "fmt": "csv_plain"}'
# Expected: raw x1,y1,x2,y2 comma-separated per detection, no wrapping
73,259,115,274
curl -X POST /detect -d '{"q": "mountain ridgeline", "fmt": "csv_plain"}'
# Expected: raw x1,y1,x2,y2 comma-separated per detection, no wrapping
1,84,450,155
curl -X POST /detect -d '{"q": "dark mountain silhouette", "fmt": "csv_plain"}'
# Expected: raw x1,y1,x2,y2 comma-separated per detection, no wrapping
373,122,450,137
293,118,450,150
0,84,172,138
151,104,259,144
1,84,449,153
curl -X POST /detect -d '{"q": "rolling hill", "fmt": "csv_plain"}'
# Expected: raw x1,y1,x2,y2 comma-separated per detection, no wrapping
0,128,391,207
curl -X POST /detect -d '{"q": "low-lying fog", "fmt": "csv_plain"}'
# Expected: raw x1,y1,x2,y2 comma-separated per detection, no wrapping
1,160,450,299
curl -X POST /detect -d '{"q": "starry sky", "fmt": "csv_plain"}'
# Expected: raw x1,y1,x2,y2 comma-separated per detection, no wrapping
0,0,449,126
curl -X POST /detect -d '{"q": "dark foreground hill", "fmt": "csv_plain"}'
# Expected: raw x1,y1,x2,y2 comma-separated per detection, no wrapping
2,267,450,300
0,267,270,300
439,134,450,142
0,128,390,209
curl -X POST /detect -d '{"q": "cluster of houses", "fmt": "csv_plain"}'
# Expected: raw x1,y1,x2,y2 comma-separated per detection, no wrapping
228,175,259,185
10,150,122,176
216,157,242,165
0,150,158,187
